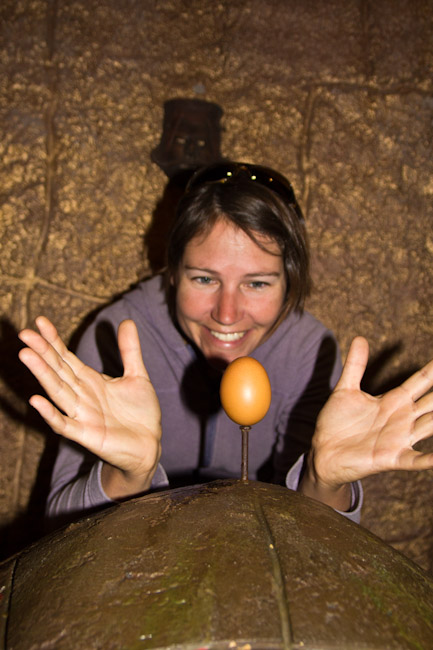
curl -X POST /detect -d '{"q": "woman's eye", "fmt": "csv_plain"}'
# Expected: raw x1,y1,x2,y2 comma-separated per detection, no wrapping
248,281,269,289
194,276,213,284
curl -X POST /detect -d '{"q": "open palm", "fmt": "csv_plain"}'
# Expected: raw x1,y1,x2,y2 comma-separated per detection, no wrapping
19,317,162,484
311,336,433,488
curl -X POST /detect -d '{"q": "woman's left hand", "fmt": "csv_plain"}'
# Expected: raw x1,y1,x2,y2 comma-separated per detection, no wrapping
301,336,433,509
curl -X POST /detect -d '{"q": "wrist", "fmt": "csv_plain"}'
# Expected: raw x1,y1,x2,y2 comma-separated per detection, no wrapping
101,461,158,501
299,451,352,512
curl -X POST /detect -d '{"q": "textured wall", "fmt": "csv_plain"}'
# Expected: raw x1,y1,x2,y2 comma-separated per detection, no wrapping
0,0,432,570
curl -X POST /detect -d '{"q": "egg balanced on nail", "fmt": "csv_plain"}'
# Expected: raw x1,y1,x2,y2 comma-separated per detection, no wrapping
220,357,272,426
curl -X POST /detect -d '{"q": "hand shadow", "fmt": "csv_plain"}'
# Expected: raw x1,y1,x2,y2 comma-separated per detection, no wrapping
0,318,59,561
360,341,419,395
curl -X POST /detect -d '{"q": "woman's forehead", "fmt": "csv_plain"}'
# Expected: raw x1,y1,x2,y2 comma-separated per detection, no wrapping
186,217,282,255
181,220,284,276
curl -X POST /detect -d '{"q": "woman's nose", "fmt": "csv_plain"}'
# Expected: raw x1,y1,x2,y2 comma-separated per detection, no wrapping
211,288,242,325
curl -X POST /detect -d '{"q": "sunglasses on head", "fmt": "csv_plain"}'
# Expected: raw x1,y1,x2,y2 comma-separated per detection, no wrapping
185,161,304,221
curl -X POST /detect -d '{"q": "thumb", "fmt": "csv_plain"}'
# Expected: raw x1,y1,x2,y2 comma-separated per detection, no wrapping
335,336,369,391
117,320,149,379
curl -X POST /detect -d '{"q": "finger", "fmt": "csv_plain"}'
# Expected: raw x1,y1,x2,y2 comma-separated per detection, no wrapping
411,411,433,445
29,395,89,447
25,316,84,375
34,316,88,377
335,336,369,391
19,317,68,360
19,319,86,387
117,320,149,379
397,448,433,472
414,391,433,417
34,316,65,350
19,347,78,416
400,358,433,402
29,394,69,435
19,329,78,391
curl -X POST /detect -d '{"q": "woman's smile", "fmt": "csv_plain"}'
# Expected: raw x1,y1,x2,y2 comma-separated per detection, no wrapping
210,329,246,342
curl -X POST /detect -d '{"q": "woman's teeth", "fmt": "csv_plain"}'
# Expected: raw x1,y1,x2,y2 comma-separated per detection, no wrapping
211,331,245,342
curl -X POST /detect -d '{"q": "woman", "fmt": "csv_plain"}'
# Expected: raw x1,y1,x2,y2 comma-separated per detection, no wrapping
18,163,433,524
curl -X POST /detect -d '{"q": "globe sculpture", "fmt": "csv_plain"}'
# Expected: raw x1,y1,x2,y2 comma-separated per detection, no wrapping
1,358,432,648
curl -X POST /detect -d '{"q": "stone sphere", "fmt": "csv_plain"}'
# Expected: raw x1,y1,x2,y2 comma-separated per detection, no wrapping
1,480,433,649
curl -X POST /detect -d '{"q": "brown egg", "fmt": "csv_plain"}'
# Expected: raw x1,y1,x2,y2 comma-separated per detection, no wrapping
220,357,272,426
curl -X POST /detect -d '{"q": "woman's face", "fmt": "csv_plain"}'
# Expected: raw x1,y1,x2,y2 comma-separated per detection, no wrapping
174,218,286,369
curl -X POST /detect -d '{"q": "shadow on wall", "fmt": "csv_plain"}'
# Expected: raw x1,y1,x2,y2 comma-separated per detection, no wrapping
0,319,59,560
145,170,194,274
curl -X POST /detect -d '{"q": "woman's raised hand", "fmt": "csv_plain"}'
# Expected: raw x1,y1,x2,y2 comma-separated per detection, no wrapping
18,316,162,500
306,336,433,498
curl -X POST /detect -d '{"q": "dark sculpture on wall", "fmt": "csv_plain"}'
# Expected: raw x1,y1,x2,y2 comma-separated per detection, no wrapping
151,98,224,178
146,98,225,273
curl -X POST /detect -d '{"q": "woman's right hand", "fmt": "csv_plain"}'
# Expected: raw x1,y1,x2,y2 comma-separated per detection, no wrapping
18,316,162,500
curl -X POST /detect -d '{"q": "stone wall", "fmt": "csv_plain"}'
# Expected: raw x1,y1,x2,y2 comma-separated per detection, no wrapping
1,0,432,571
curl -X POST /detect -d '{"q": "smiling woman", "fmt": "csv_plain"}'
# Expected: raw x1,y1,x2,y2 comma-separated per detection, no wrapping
18,161,433,528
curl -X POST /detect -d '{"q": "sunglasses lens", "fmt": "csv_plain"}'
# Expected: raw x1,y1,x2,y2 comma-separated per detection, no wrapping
249,167,296,204
187,163,239,188
186,162,303,220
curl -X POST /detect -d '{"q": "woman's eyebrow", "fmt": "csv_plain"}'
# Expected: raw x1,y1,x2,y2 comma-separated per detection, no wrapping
243,271,282,278
184,265,216,273
184,266,281,278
